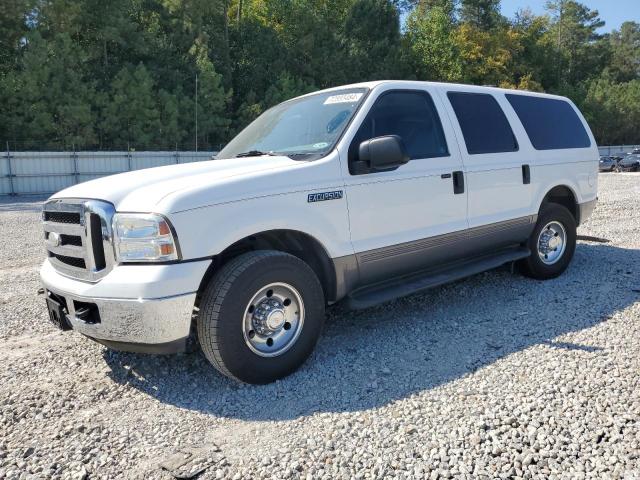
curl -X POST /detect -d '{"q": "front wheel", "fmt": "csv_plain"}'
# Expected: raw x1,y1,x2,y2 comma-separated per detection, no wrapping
518,203,577,280
197,250,325,384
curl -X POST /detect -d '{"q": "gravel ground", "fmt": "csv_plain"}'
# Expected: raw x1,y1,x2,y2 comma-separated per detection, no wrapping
1,173,639,480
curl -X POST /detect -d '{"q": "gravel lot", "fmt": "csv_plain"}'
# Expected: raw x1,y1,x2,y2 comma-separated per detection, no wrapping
1,173,639,480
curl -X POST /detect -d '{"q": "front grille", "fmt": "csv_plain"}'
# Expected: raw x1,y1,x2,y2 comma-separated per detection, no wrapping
51,253,86,269
44,211,81,224
60,234,82,246
43,199,115,282
89,213,106,270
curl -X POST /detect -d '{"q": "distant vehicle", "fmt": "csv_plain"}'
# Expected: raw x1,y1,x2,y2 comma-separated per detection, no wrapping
617,154,640,172
599,156,617,172
631,148,640,154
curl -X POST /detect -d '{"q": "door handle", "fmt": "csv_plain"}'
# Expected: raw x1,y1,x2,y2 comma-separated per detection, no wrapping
441,173,452,179
522,164,531,184
452,171,464,194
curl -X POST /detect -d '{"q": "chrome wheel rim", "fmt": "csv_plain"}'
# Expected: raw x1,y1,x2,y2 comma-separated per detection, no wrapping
537,221,567,265
242,282,304,357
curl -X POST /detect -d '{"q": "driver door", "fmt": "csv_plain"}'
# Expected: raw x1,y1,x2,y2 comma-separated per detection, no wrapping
339,86,468,284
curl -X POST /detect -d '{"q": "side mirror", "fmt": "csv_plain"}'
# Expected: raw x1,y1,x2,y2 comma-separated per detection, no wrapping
353,135,409,174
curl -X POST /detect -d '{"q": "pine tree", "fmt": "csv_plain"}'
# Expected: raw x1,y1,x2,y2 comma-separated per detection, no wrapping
544,0,606,87
2,32,97,149
0,0,32,73
102,64,161,149
609,22,640,83
343,0,406,82
191,40,231,148
460,0,503,30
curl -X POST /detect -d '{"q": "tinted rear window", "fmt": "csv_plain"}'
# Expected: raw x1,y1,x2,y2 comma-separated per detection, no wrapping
447,92,518,155
506,94,591,150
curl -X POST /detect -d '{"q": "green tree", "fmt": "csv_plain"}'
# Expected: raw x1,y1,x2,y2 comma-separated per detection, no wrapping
581,73,640,145
455,20,523,85
404,2,462,81
102,64,161,149
343,0,406,82
505,8,549,90
2,32,97,149
191,39,231,147
2,0,640,148
227,16,289,132
460,0,503,30
157,89,185,149
543,1,607,88
608,21,640,83
0,0,33,73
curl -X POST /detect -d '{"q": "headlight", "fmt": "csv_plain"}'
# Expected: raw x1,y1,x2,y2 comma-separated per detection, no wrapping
113,213,180,262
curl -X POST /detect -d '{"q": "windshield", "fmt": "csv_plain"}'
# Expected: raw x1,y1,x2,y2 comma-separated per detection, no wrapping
218,88,368,160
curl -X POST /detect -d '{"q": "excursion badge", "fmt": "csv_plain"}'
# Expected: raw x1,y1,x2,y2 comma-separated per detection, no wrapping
307,190,344,203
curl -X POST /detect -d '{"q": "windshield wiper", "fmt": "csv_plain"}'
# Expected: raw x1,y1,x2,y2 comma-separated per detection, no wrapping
234,150,277,158
234,150,318,160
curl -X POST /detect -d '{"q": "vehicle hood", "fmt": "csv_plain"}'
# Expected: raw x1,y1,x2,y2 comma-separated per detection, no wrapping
50,156,300,212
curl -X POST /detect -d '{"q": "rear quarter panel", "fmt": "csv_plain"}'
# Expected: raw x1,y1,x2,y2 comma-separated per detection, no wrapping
503,94,599,214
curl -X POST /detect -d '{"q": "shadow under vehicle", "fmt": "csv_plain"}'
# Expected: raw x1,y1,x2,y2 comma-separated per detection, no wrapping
102,241,639,421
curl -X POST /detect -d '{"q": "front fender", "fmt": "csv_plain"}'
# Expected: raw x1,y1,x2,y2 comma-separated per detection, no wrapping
169,190,353,261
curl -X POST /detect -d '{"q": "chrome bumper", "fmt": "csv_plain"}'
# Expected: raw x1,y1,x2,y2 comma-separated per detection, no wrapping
40,258,211,349
45,286,196,345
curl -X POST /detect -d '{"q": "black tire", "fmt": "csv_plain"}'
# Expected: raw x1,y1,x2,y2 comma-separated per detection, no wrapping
518,203,577,280
197,250,325,384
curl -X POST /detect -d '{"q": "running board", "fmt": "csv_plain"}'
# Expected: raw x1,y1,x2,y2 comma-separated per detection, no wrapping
346,247,531,310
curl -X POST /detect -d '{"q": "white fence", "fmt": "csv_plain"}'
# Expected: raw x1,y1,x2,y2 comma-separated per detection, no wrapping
0,151,216,195
598,145,639,156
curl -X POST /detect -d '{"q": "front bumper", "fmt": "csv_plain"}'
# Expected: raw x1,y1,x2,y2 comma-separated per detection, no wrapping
40,259,211,350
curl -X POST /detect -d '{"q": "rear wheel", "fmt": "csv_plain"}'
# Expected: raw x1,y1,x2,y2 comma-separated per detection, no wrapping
519,203,576,280
197,250,325,384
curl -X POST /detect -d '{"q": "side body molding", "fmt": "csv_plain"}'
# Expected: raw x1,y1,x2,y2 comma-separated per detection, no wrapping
331,215,536,300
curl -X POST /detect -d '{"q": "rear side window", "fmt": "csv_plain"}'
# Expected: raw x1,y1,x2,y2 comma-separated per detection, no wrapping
447,92,518,155
506,94,591,150
349,90,449,163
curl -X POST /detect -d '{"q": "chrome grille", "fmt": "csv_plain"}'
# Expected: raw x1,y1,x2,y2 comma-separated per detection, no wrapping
52,253,86,269
60,234,83,246
43,199,116,282
43,211,81,224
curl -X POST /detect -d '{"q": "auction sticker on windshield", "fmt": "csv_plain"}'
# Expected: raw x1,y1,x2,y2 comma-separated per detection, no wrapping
324,93,363,105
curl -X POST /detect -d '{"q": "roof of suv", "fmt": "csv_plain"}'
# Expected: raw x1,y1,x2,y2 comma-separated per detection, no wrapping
298,80,568,102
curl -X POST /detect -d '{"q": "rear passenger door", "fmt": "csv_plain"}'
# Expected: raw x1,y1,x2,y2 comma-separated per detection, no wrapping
340,87,467,284
442,89,533,231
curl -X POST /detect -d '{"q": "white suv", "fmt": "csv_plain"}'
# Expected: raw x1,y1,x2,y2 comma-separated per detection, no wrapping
40,81,598,384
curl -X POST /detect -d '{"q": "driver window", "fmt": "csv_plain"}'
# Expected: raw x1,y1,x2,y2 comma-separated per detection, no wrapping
348,90,449,170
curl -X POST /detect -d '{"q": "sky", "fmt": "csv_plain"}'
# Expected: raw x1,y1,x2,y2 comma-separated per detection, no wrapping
500,0,639,32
